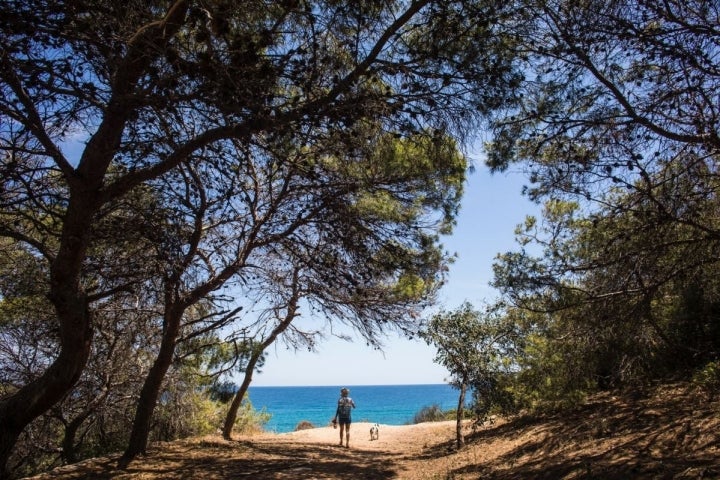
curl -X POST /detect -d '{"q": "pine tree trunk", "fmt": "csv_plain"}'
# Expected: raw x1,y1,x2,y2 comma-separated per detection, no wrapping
0,295,92,478
62,417,82,465
455,379,467,449
223,282,299,439
221,356,259,439
62,386,109,466
0,6,191,472
119,307,182,468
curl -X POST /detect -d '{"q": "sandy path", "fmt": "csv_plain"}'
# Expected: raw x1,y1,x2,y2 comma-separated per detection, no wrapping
25,421,467,480
234,420,465,479
21,384,720,479
263,420,460,453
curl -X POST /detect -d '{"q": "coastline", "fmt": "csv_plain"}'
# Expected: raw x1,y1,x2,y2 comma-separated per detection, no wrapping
247,383,460,433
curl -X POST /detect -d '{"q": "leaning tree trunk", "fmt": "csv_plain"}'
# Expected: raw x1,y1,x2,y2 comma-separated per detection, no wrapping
0,316,92,479
62,415,85,465
0,200,96,478
223,274,300,439
0,4,192,475
61,384,110,465
118,305,183,468
222,353,261,439
221,319,296,439
455,377,467,449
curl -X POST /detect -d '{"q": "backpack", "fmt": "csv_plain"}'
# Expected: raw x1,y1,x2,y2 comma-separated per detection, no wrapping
337,397,352,416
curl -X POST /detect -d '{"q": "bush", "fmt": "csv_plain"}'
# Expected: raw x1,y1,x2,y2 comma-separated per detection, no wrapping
155,389,270,440
153,388,226,441
692,360,720,401
444,408,473,420
412,404,449,424
295,420,315,431
233,398,271,435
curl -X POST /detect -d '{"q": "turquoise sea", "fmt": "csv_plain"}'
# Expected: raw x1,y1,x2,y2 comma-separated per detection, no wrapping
247,384,461,433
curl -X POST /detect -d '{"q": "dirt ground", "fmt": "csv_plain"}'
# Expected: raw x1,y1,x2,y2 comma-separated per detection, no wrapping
23,383,720,479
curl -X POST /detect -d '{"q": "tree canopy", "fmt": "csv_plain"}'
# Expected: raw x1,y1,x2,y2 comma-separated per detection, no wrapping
487,0,720,395
4,0,719,475
417,0,720,428
0,0,523,474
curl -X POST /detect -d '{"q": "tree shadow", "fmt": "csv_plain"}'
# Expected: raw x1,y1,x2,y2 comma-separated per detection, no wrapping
33,439,404,479
26,385,720,480
438,388,720,479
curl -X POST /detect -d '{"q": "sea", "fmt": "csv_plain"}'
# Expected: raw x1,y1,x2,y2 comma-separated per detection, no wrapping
246,384,461,433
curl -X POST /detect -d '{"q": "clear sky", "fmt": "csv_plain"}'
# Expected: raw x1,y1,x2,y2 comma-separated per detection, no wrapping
251,158,540,387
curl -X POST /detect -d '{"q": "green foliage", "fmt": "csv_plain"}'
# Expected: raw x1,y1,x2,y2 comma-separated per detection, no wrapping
232,398,271,435
5,0,718,473
152,389,209,442
692,361,720,401
508,333,593,413
391,273,427,300
443,408,473,421
209,381,238,404
484,0,720,401
153,387,270,442
664,284,720,372
412,404,451,424
422,302,524,424
1,0,522,471
493,181,720,394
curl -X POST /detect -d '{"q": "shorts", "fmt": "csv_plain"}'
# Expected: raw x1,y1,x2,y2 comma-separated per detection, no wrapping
337,416,351,426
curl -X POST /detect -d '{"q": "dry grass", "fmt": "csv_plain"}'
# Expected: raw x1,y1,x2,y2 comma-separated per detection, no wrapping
23,383,720,479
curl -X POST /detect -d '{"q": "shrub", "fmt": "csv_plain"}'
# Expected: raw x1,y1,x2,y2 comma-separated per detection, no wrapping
444,408,473,420
233,398,271,435
412,404,448,424
692,360,720,401
295,420,315,431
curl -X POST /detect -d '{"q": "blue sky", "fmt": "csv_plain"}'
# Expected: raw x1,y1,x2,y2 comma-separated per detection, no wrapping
251,160,541,386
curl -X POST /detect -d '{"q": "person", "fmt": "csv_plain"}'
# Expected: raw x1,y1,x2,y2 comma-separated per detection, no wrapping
332,387,356,448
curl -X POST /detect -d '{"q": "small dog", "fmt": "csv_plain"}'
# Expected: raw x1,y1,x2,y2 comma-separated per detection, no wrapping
369,423,379,441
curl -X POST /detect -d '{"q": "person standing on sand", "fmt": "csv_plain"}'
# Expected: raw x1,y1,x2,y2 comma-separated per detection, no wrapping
332,387,356,448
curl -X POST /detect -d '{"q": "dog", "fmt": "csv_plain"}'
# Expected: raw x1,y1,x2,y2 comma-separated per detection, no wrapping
369,423,379,441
